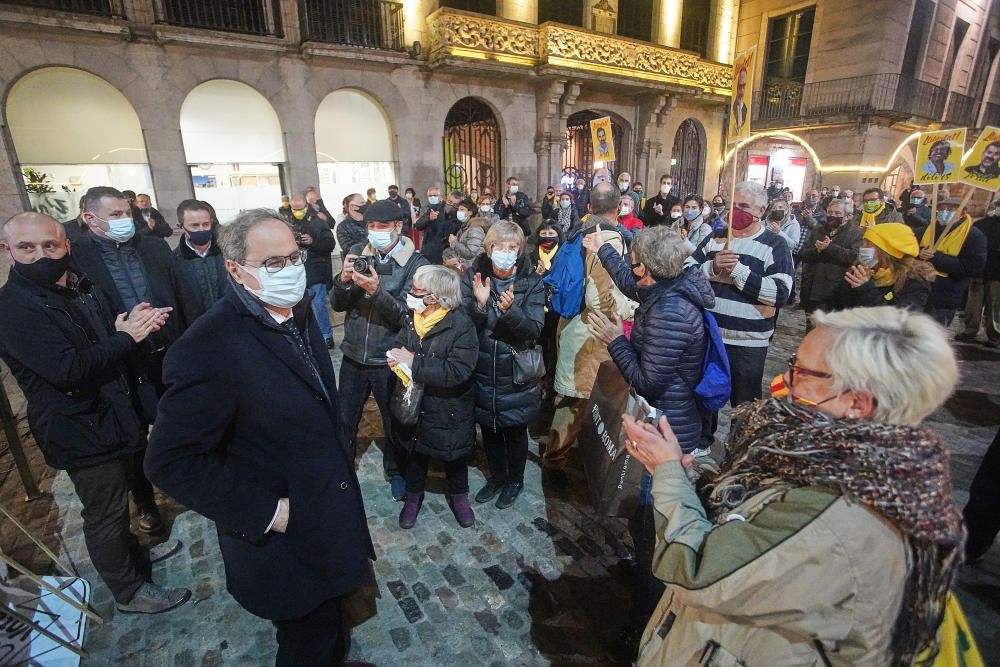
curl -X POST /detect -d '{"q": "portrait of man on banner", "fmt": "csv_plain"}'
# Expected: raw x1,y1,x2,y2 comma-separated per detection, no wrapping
591,117,615,162
914,128,966,184
959,126,1000,192
728,48,754,144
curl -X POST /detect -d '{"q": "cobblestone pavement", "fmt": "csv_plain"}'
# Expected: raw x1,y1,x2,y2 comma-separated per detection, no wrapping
2,306,999,666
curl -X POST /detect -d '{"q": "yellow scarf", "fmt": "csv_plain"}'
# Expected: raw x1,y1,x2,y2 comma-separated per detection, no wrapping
860,203,885,229
873,267,895,288
920,215,972,277
414,307,449,339
538,244,559,271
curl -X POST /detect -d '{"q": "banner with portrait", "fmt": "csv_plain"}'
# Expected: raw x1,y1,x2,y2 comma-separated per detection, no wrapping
590,117,616,163
914,127,966,185
727,47,755,144
959,126,1000,192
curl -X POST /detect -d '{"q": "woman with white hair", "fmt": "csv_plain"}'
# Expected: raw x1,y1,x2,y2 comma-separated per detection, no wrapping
623,307,964,667
388,265,479,530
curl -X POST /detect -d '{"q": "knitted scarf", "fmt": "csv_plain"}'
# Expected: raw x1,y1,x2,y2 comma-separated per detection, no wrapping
701,399,963,667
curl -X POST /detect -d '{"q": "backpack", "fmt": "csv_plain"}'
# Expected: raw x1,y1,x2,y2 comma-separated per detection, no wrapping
693,310,732,413
543,232,585,318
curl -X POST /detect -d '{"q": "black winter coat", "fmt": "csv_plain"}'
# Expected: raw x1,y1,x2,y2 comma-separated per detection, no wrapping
827,275,931,311
926,221,988,309
391,309,478,461
462,255,546,429
642,193,680,227
336,216,368,261
136,207,173,239
331,238,428,366
0,270,145,470
975,215,1000,281
173,240,227,322
415,204,457,265
145,285,373,621
496,191,534,237
598,246,713,452
799,221,863,304
292,211,335,288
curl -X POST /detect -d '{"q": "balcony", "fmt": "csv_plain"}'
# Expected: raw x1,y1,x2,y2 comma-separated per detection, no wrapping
156,0,282,37
0,0,111,15
944,91,977,127
300,0,404,51
426,8,732,96
754,73,947,125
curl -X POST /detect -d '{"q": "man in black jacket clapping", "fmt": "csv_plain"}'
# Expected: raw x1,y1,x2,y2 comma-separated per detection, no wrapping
497,176,533,237
287,191,337,348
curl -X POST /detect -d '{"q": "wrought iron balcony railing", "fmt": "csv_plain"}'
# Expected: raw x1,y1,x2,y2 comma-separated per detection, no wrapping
754,73,947,124
300,0,405,51
944,91,977,127
157,0,282,37
0,0,111,15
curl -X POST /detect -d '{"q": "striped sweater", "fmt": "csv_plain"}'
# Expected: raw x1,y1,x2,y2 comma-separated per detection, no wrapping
685,227,793,347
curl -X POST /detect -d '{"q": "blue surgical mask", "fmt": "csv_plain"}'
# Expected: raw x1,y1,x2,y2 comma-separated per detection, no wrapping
368,230,395,251
684,209,700,221
559,199,572,209
911,197,923,206
101,215,135,243
491,249,518,271
857,247,878,268
428,196,440,206
937,210,955,225
457,211,468,223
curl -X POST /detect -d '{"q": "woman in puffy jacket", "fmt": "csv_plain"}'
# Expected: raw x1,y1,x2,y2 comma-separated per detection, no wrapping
583,225,715,658
461,221,546,510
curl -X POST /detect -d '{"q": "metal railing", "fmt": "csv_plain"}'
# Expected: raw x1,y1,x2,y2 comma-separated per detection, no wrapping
0,0,111,15
982,102,1000,128
944,91,977,126
679,16,708,58
159,0,282,37
300,0,405,50
754,73,947,123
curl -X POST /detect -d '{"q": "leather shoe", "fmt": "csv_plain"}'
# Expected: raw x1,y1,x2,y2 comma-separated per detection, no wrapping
116,582,191,614
495,481,523,509
135,505,163,534
475,478,505,504
149,539,182,564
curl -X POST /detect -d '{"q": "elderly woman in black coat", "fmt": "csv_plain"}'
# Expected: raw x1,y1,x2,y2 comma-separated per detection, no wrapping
388,265,479,530
462,221,546,510
583,225,715,658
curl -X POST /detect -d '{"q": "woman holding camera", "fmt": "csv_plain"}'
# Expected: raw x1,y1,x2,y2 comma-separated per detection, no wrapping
462,222,546,510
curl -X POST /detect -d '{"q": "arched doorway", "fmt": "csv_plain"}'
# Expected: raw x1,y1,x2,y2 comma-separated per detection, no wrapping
180,80,287,222
6,67,152,219
315,89,396,206
563,110,628,184
670,119,706,198
443,97,501,196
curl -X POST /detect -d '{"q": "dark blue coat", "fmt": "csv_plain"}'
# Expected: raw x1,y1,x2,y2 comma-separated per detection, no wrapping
462,254,546,430
145,285,373,621
927,221,988,309
598,246,714,453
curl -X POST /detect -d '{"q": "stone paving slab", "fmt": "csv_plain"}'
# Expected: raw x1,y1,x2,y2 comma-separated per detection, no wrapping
1,306,998,665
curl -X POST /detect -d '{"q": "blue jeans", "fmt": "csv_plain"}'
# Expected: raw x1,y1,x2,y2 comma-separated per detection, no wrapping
308,283,333,339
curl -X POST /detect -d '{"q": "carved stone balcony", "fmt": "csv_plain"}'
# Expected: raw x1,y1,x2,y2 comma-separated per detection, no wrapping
426,8,732,97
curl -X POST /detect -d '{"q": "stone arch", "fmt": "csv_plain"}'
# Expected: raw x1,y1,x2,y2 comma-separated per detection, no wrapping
443,96,503,196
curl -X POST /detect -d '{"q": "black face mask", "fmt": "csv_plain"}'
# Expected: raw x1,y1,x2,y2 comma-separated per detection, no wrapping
13,253,71,287
539,239,558,249
826,216,844,228
768,210,784,221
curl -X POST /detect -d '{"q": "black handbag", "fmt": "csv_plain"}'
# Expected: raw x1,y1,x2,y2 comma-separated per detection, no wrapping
390,379,424,425
511,345,545,384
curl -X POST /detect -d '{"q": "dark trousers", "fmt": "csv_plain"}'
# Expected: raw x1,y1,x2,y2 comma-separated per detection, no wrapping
964,428,1000,558
66,457,150,603
405,452,469,495
788,255,802,302
925,304,958,329
627,501,665,632
483,425,529,483
540,310,561,394
702,344,770,441
274,596,344,667
130,448,157,510
338,357,402,477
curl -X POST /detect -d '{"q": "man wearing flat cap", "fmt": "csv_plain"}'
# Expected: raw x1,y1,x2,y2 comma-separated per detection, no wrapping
331,199,428,499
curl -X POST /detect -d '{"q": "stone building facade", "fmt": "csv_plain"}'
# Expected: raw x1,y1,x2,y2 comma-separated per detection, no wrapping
0,0,740,225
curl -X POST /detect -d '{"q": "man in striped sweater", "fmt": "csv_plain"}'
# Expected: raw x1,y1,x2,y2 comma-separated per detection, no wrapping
687,181,793,440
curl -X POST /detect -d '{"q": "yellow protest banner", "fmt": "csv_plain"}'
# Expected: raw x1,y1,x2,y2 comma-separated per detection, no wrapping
590,116,615,163
727,47,755,144
914,128,966,185
959,126,1000,192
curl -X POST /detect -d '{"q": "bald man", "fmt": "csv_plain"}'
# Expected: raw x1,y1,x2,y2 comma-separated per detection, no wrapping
0,213,190,614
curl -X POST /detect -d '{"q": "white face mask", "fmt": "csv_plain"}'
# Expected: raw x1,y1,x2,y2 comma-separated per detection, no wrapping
480,205,493,214
857,247,878,268
368,230,396,251
702,205,712,218
491,249,518,271
457,211,468,223
95,214,135,243
619,205,631,216
241,263,306,309
509,185,519,194
406,293,428,312
619,182,630,192
660,184,672,195
559,199,572,209
670,210,682,220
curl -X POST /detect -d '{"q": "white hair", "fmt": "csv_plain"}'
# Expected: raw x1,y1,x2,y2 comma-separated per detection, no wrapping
632,227,687,280
734,181,768,209
811,307,958,426
413,265,462,310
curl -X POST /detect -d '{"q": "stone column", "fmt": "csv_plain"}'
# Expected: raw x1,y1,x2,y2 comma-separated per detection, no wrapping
0,126,28,221
141,123,195,227
654,0,682,49
707,0,738,64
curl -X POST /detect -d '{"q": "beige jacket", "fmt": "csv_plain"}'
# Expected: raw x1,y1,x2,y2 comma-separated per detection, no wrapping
639,461,909,667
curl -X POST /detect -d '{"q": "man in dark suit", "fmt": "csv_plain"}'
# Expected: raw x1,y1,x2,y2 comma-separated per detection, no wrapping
145,209,374,664
135,193,173,239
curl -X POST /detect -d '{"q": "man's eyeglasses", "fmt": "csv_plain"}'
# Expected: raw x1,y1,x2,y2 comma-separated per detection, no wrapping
786,352,832,388
244,250,307,274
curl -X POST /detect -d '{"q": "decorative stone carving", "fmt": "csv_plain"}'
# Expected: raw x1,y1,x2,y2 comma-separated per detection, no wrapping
428,10,539,62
